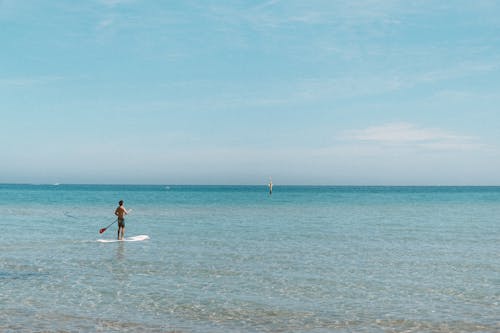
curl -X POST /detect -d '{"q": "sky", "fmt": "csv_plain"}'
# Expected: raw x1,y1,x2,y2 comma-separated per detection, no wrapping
1,0,500,185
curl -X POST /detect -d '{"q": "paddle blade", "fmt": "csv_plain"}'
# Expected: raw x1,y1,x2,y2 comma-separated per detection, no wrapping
99,228,106,234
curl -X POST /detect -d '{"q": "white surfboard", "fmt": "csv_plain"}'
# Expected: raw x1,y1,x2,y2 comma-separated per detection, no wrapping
97,235,150,243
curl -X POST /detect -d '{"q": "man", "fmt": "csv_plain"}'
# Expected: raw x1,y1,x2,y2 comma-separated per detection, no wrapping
114,200,128,240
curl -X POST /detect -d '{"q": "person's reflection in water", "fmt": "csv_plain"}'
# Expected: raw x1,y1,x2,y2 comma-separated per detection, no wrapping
116,242,125,260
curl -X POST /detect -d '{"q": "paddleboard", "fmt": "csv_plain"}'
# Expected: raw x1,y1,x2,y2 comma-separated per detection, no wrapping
97,235,150,243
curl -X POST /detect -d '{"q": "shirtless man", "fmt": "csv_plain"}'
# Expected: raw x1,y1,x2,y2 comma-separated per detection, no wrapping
114,200,128,240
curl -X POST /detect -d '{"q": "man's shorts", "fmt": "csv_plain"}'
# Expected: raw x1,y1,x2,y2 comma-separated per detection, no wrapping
118,218,125,228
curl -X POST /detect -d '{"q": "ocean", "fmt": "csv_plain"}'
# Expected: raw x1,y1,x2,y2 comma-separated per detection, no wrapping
0,184,498,332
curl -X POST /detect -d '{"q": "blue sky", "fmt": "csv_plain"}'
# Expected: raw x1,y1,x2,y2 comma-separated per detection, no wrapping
1,0,500,185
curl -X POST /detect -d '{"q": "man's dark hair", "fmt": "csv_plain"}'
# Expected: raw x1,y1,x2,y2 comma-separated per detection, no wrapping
119,200,123,206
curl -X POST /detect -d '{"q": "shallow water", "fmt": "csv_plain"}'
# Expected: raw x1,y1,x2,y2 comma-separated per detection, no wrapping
1,185,499,332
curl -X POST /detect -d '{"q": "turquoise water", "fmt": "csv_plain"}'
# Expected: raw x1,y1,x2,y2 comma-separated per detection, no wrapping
1,185,499,332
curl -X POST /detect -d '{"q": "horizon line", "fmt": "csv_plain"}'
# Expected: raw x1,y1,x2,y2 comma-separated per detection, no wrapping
2,183,500,187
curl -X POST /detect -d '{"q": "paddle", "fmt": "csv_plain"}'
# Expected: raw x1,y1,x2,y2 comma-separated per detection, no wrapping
98,209,132,234
99,220,116,234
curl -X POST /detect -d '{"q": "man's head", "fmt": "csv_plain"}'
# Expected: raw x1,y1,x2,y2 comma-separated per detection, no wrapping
119,200,124,206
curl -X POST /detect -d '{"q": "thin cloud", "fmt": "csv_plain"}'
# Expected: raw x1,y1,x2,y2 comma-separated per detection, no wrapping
244,0,404,28
342,122,484,151
97,17,114,29
416,60,500,84
0,75,64,87
99,0,133,7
